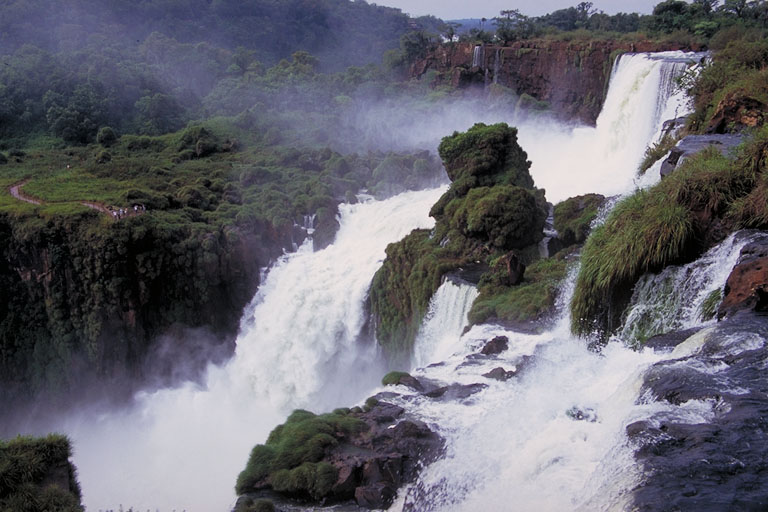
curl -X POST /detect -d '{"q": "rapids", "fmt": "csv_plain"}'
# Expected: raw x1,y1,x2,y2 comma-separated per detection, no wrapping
30,50,728,511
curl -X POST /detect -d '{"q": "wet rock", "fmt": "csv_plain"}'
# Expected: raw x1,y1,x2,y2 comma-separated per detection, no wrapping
660,134,743,178
565,406,597,422
480,335,509,355
366,402,405,424
425,382,487,401
661,116,688,139
718,237,768,319
644,327,705,351
445,262,489,286
382,371,424,392
355,482,397,509
482,367,516,381
630,314,768,511
497,251,525,286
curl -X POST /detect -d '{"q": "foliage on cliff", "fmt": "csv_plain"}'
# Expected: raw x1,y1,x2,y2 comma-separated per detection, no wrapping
236,409,367,499
572,127,768,339
0,118,445,403
370,123,547,362
0,434,83,512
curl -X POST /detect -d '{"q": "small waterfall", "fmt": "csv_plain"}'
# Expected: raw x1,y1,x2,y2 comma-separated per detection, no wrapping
472,44,484,68
413,278,479,368
619,231,758,344
492,48,501,85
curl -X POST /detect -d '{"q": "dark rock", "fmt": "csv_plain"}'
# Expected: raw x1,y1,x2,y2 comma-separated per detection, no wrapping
565,406,597,422
644,327,705,351
425,382,487,401
661,116,689,139
445,262,489,286
355,482,397,509
630,314,768,511
480,335,509,355
660,134,743,178
718,237,768,319
366,402,405,424
498,251,525,286
482,367,516,381
706,91,766,134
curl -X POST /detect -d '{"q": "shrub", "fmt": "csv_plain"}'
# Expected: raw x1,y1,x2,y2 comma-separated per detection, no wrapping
96,126,117,147
553,194,605,246
382,371,411,386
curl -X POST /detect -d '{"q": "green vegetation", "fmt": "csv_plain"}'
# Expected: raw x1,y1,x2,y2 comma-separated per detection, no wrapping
553,193,605,247
700,288,723,320
572,129,768,339
382,370,413,386
235,409,367,498
639,133,679,174
234,498,276,512
370,123,548,362
469,255,570,326
0,434,83,512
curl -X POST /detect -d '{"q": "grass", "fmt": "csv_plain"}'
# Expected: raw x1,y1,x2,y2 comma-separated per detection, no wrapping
638,134,679,175
0,434,83,512
571,131,768,339
553,193,605,247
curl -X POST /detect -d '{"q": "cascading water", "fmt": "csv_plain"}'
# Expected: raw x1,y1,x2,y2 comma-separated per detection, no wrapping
31,50,739,512
518,51,704,203
618,231,760,344
412,278,479,369
63,187,446,512
472,45,484,68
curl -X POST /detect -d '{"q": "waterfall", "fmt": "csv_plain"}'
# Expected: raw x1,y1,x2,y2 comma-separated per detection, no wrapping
492,48,501,85
413,278,479,369
472,45,484,68
64,187,447,512
519,51,704,203
619,231,759,344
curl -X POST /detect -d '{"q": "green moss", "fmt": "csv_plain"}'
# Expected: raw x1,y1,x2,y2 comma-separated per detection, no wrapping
469,256,569,326
553,194,605,247
236,409,367,497
570,141,763,339
382,371,411,386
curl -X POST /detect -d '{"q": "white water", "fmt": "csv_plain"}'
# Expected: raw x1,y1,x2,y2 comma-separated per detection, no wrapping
65,187,445,512
41,51,710,511
519,52,701,203
619,232,756,344
413,279,479,369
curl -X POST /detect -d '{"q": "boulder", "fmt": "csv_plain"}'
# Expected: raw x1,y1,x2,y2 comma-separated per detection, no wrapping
480,335,509,355
482,366,516,381
660,135,743,178
424,383,487,400
718,237,768,319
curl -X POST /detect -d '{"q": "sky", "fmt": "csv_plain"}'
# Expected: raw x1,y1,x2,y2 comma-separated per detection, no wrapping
372,0,662,19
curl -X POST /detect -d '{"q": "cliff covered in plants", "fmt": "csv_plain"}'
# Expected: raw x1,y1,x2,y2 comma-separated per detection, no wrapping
369,123,550,364
0,119,445,405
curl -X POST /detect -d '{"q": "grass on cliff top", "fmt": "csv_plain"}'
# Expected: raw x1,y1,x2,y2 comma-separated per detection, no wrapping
236,409,367,498
571,136,768,338
0,434,83,512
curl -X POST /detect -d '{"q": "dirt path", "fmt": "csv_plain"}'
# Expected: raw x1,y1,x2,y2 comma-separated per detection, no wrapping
9,180,42,205
7,180,144,220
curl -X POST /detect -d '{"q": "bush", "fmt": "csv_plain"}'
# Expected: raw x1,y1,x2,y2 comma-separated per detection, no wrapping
96,126,117,147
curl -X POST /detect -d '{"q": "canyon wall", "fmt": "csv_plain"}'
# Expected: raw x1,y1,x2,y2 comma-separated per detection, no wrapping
410,40,701,124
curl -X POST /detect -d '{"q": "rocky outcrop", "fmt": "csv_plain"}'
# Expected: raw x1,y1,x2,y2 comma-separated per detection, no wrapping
660,134,743,178
718,234,768,319
235,404,443,511
410,41,701,124
706,91,767,134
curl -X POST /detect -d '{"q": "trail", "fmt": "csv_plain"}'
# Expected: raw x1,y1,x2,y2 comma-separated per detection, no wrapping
7,179,143,219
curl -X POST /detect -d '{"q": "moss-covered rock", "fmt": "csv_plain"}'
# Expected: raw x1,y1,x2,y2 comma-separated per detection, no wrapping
370,122,547,362
553,193,605,247
0,434,83,512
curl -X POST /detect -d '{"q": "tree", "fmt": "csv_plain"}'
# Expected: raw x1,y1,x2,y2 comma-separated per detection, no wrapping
494,9,539,43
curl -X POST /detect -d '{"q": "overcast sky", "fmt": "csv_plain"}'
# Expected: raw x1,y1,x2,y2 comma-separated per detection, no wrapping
372,0,662,19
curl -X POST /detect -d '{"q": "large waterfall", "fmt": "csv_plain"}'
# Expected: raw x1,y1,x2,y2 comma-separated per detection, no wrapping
53,51,724,511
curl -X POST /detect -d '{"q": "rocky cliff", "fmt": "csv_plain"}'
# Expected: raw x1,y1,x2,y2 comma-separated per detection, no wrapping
410,40,701,124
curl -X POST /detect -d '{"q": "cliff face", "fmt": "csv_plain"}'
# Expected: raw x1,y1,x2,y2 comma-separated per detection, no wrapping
410,40,701,124
0,211,294,404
